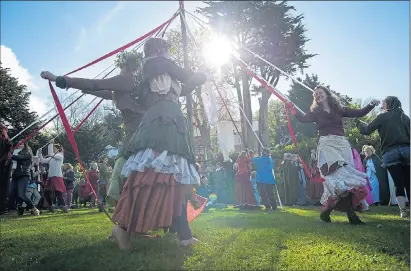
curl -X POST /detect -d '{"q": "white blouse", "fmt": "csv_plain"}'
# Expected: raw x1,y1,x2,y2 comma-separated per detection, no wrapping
39,144,64,178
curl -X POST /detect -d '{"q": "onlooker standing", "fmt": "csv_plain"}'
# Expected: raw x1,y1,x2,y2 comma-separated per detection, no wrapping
252,148,277,211
22,158,42,213
38,140,68,213
63,163,76,209
86,162,99,209
98,156,111,211
10,142,40,216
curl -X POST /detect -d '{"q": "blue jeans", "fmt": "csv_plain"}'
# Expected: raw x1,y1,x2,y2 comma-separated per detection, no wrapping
383,146,410,198
382,145,410,167
10,176,34,209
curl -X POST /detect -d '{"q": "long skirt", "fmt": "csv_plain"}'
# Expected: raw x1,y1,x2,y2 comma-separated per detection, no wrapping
112,168,185,233
317,135,368,212
368,172,380,203
234,172,257,207
46,176,66,193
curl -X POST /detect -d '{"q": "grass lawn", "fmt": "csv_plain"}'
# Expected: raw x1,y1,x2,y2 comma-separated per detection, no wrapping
0,206,409,270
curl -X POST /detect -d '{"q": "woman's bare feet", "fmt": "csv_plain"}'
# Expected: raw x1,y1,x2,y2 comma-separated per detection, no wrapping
112,225,131,251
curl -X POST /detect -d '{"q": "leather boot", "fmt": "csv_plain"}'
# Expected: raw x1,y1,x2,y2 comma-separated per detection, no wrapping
320,208,332,223
347,208,365,225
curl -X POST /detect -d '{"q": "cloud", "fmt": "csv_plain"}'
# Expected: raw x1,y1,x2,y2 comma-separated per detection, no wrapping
96,2,127,35
1,45,48,115
1,45,37,89
73,2,127,52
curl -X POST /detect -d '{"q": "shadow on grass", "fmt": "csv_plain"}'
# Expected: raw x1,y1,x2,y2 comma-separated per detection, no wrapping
19,235,190,271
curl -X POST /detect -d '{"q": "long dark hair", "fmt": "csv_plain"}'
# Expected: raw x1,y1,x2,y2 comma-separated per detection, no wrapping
383,96,403,113
383,96,408,128
310,86,343,114
143,37,170,58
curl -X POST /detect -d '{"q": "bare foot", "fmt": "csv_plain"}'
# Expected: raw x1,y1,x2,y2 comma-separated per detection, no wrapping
112,225,131,251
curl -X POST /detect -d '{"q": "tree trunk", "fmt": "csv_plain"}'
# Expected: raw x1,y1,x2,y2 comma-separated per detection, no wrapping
233,66,246,149
241,70,255,151
258,90,270,151
258,76,280,151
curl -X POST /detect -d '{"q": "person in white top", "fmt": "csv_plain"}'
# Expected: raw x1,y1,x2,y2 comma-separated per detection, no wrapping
38,139,68,213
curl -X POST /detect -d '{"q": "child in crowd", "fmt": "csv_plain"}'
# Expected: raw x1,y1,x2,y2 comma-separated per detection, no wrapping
250,171,261,206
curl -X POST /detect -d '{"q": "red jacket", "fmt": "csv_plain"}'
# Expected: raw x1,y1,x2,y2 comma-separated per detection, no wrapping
86,170,99,192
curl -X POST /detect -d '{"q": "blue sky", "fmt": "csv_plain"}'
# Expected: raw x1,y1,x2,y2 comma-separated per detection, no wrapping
1,1,409,118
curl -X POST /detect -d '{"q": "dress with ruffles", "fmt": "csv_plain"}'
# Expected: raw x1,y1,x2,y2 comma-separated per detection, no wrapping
294,104,375,212
112,56,207,234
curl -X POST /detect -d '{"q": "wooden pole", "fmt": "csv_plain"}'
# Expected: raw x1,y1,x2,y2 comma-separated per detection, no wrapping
179,1,194,141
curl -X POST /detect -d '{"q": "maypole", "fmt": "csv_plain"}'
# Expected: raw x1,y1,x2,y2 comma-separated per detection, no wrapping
179,1,194,144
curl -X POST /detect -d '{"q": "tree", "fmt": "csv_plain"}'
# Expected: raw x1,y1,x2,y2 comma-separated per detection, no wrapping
198,1,315,152
0,64,50,151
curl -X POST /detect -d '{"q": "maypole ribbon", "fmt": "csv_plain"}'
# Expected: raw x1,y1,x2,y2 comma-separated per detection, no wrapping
14,11,179,151
236,58,323,183
65,11,179,76
48,81,113,222
44,12,181,223
11,94,86,152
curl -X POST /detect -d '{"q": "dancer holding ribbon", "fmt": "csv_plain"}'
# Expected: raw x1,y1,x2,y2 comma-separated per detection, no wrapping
41,54,146,209
288,86,378,224
357,96,410,218
41,37,210,250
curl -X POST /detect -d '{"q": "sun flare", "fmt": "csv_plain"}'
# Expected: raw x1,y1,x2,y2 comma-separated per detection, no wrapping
202,35,233,69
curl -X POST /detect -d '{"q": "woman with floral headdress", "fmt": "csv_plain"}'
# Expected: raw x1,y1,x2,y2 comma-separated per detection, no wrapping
358,96,410,217
288,86,378,224
41,37,210,250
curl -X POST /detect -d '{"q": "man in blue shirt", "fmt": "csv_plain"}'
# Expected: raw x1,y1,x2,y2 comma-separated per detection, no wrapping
252,148,277,211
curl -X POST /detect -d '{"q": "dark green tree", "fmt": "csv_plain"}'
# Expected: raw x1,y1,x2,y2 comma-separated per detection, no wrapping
0,64,50,150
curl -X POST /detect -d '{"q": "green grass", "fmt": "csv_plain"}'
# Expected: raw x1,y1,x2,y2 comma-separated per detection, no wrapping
0,206,409,270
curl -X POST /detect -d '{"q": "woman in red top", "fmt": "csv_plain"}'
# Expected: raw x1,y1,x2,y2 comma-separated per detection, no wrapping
234,151,257,208
290,86,378,224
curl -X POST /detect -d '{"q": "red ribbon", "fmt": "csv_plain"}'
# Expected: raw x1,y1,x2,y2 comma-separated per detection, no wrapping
238,61,324,183
49,81,113,221
65,12,179,76
13,13,179,151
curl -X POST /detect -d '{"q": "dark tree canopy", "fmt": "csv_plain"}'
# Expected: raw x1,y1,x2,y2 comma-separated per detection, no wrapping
0,64,49,150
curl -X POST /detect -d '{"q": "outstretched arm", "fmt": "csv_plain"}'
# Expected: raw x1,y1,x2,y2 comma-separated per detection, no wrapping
342,103,376,118
41,72,134,93
82,90,113,100
356,116,381,135
294,111,316,123
162,58,208,95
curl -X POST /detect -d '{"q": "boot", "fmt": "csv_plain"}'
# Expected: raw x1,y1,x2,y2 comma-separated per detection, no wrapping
347,208,365,225
396,196,408,218
17,205,24,216
320,208,332,223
